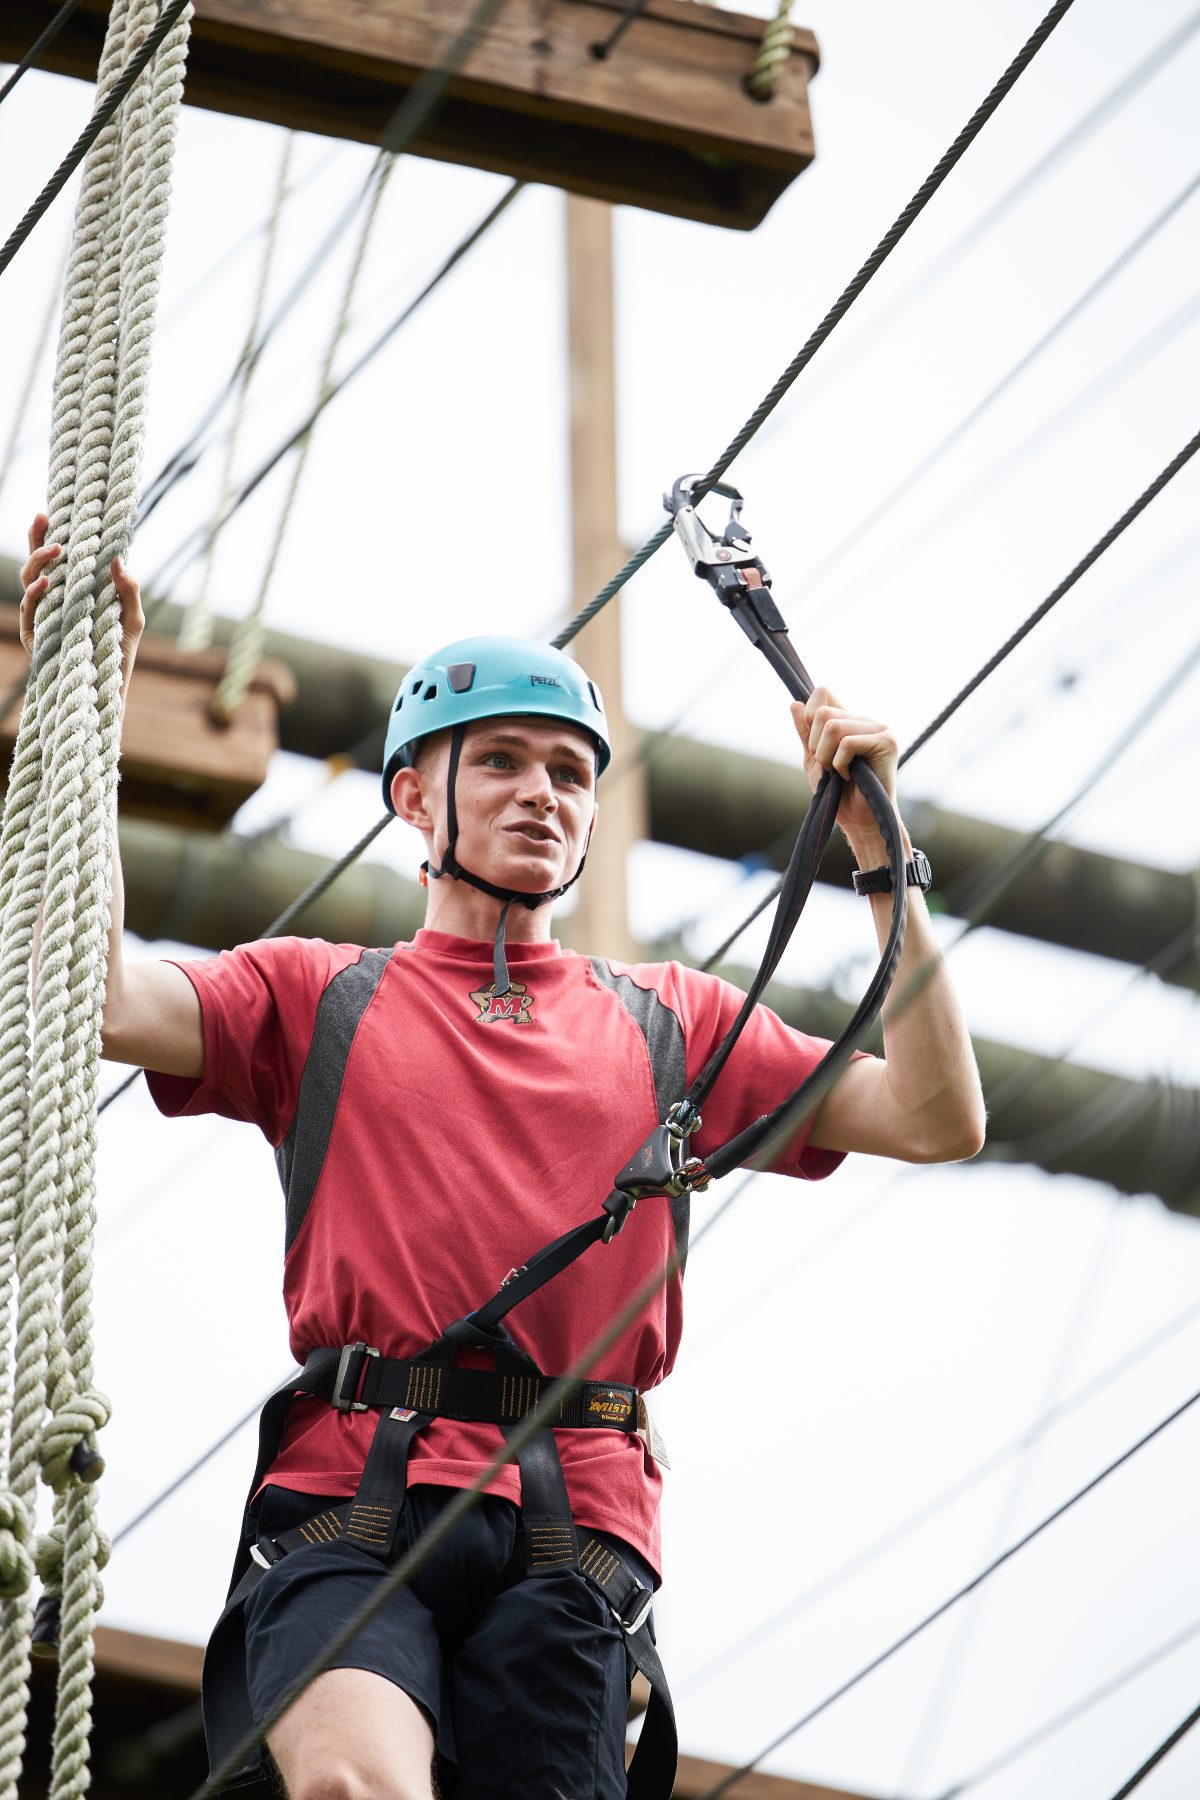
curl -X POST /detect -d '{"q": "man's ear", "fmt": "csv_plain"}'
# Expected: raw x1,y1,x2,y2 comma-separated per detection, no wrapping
390,764,433,831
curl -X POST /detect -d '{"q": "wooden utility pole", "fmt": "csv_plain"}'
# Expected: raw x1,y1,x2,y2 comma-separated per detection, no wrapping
562,195,646,965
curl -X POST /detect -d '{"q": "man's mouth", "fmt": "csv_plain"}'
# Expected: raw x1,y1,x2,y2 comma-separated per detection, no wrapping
505,824,560,846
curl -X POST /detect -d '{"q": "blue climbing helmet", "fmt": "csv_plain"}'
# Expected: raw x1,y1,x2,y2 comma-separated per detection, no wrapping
381,634,611,811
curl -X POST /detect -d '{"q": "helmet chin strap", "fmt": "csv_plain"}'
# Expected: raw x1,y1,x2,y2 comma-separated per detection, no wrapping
422,725,595,996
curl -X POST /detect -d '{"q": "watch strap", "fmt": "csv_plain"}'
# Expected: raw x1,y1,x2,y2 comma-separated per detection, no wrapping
852,849,932,896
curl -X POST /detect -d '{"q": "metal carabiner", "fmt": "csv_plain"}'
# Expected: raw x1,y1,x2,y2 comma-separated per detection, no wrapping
663,472,771,590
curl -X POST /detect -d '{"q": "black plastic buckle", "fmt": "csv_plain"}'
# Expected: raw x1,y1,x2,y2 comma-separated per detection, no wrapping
249,1534,285,1571
333,1341,379,1412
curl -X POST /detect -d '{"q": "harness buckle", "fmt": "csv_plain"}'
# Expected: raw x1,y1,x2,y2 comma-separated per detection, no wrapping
333,1341,380,1412
609,1574,653,1636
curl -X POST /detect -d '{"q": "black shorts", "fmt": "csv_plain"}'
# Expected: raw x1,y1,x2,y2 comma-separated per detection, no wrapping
243,1483,657,1800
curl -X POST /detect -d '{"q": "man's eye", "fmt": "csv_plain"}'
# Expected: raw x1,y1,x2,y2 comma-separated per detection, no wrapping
483,752,512,769
555,767,585,785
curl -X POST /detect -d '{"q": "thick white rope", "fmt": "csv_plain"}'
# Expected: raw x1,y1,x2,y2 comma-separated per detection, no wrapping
209,151,396,723
0,3,191,1791
178,131,296,654
745,0,795,100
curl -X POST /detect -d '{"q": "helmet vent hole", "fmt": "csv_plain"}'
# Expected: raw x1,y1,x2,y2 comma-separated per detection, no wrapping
393,695,403,712
587,681,600,710
423,683,438,701
412,679,422,695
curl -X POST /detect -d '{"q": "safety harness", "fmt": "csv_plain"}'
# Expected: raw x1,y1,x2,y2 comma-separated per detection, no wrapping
202,482,909,1795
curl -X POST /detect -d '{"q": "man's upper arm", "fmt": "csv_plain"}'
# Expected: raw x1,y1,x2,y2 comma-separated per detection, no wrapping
808,1053,919,1159
102,959,203,1078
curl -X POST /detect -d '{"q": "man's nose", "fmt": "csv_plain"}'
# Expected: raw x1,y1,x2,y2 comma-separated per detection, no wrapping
518,766,556,810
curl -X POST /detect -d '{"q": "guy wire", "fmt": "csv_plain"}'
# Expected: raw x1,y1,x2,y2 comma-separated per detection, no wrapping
0,0,87,110
699,421,1200,973
552,0,1079,650
792,168,1200,599
693,1383,1200,1799
137,0,510,526
931,1612,1200,1798
1105,1698,1200,1799
0,0,194,280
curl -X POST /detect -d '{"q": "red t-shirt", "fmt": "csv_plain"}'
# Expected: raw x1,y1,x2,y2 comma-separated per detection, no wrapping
147,929,848,1574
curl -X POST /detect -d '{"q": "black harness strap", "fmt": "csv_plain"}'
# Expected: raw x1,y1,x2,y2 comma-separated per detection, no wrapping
277,947,395,1254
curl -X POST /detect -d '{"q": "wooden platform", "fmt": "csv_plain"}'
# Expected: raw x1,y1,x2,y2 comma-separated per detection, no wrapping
0,612,294,832
1,0,821,230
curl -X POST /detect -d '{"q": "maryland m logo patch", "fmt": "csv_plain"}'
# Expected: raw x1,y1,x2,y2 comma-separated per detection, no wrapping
470,980,534,1024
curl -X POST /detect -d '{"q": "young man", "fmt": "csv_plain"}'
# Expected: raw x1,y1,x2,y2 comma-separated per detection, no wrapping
21,516,984,1800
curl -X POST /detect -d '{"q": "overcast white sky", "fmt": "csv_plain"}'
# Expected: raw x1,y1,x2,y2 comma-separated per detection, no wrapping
3,1,1200,1795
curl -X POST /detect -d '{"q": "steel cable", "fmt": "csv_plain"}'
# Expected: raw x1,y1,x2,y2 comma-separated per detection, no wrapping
0,0,87,111
793,167,1200,599
748,5,1200,446
136,0,509,528
552,0,1079,651
140,180,524,605
694,1382,1200,1799
1106,1698,1200,1799
678,1285,1200,1699
0,0,193,281
698,421,1200,972
932,1613,1200,1798
901,421,1200,763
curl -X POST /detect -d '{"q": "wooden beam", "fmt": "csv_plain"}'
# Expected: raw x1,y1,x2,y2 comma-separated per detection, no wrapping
92,1624,204,1693
0,0,820,230
672,1755,880,1800
561,193,646,964
0,610,294,831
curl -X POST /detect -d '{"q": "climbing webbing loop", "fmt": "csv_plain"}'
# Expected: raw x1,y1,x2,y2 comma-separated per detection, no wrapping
0,4,192,1793
663,475,908,1178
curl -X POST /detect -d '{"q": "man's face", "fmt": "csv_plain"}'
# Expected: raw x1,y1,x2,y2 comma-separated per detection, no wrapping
409,715,598,892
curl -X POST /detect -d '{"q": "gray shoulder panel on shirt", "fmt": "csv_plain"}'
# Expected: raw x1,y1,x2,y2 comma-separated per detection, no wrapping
277,947,395,1255
587,957,691,1274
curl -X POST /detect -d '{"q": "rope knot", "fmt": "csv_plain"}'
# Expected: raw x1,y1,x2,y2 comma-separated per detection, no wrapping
38,1388,111,1493
34,1521,111,1596
0,1492,34,1598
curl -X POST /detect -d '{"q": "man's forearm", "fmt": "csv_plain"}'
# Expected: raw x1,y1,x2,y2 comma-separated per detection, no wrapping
846,820,985,1152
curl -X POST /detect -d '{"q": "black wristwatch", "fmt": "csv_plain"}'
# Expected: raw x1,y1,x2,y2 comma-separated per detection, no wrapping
852,848,933,896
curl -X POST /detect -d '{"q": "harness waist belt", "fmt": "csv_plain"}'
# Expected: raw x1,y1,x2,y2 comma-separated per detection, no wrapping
318,1343,641,1431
